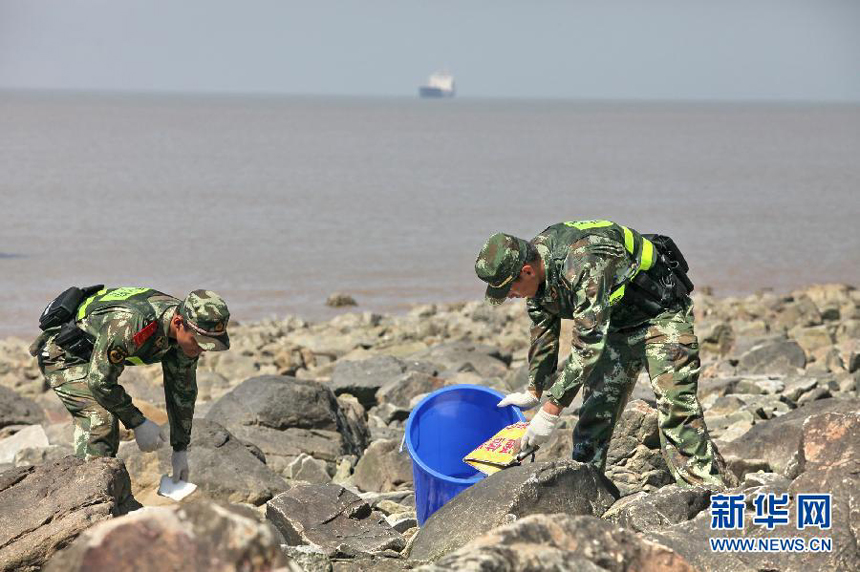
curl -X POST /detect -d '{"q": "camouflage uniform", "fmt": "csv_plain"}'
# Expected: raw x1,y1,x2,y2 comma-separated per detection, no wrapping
476,221,731,487
31,288,230,459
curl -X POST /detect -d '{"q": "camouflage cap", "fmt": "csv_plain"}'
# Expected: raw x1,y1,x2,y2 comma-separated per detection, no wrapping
475,233,530,305
178,290,230,351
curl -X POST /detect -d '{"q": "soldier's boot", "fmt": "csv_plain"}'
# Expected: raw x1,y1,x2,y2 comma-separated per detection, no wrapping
646,327,735,488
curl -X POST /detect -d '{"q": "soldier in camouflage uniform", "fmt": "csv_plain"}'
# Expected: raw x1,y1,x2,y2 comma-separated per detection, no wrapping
476,221,733,487
30,287,230,482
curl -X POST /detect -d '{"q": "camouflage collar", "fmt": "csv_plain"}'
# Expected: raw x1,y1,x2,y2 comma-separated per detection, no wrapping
159,303,178,343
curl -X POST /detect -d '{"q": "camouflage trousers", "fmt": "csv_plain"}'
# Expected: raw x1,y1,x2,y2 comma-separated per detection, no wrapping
35,336,119,459
569,300,732,487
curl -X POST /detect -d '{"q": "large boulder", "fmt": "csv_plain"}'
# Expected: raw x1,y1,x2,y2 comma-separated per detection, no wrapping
206,376,370,475
118,418,288,506
0,386,44,434
422,514,694,571
0,457,137,572
408,460,618,562
353,439,413,493
266,484,405,556
601,484,713,533
45,502,299,572
720,397,859,473
329,356,436,409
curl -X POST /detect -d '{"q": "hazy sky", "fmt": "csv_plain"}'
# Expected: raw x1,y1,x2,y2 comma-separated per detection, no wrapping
2,0,859,100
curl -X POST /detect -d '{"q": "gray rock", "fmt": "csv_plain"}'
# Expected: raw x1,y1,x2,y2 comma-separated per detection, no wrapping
327,293,358,307
423,514,695,571
385,513,417,533
605,400,672,496
796,385,831,405
266,484,405,556
742,471,791,488
45,502,298,572
206,376,370,474
408,460,618,562
376,371,446,409
331,554,411,572
353,439,413,493
725,457,771,481
737,338,806,375
602,484,713,533
329,356,436,409
408,342,510,379
697,376,741,400
119,418,288,505
0,424,49,463
0,386,44,430
733,375,785,395
0,457,138,572
700,321,734,356
288,453,332,484
789,324,834,357
281,544,333,572
13,444,73,467
782,375,823,403
371,403,410,425
720,397,859,473
772,296,822,331
337,394,373,460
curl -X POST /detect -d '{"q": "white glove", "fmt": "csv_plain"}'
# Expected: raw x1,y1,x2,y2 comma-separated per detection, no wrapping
171,450,189,483
497,391,540,410
133,419,165,452
521,409,560,450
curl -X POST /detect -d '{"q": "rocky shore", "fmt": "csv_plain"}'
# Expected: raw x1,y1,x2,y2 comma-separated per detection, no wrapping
0,283,857,571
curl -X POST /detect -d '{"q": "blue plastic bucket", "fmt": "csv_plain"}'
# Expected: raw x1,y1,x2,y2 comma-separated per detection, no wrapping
405,384,527,524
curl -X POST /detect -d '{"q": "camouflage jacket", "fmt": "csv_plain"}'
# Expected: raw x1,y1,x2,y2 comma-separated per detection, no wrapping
527,221,656,407
76,287,198,450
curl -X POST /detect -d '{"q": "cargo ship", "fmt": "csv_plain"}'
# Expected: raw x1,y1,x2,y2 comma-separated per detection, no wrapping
419,70,455,98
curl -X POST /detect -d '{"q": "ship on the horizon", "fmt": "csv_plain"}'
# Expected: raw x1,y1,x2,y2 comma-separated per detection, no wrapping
419,70,455,98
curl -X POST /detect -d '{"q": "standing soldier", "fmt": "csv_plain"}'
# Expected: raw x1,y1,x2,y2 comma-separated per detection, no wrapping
475,220,733,487
30,287,230,483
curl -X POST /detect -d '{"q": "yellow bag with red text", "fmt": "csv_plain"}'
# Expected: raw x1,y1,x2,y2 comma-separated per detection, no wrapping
462,422,529,476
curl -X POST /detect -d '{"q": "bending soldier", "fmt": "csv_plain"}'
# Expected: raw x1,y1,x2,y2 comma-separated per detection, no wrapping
30,287,230,483
475,220,733,487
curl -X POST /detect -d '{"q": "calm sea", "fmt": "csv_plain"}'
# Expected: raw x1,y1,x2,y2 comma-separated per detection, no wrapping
1,92,858,338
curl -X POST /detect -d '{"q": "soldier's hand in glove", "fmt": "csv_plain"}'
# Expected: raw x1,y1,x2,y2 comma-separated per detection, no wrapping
171,450,189,483
521,408,560,450
133,418,165,452
497,391,540,410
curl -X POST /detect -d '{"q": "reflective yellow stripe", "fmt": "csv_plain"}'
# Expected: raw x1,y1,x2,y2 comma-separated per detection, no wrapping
125,356,144,366
564,220,614,230
640,238,655,271
622,226,635,253
609,284,626,306
77,289,107,320
100,287,149,302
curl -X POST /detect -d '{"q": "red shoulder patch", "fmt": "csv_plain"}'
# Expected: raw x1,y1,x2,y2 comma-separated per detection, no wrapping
133,321,158,347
